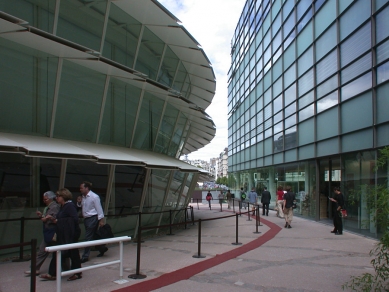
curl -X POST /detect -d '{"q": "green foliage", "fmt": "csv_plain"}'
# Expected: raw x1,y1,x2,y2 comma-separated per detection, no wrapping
342,232,389,291
216,176,228,186
343,147,389,291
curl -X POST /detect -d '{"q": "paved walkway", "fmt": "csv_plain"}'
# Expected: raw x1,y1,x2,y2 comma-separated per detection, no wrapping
0,203,377,292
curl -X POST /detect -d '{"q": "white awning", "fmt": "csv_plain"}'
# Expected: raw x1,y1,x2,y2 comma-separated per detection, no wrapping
0,133,199,172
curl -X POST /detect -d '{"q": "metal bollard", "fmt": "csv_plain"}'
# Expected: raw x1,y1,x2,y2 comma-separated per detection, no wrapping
253,206,261,234
128,213,147,279
30,239,37,292
193,219,205,258
232,214,242,245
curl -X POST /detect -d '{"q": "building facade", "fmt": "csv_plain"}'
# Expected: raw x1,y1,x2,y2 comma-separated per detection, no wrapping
0,0,216,251
228,0,389,238
217,147,228,178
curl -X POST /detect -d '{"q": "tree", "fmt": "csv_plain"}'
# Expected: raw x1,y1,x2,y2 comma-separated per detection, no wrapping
343,146,389,291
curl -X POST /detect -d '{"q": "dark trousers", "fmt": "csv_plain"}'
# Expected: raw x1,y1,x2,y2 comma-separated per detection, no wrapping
262,203,269,215
82,215,106,259
207,200,211,209
48,248,81,276
333,210,343,233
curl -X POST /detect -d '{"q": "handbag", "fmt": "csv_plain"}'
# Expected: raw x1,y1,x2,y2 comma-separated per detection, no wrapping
340,209,348,217
43,227,56,244
292,203,297,209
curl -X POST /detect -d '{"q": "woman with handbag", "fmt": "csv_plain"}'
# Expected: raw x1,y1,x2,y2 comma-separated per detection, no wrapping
330,187,344,235
40,188,82,281
283,186,296,229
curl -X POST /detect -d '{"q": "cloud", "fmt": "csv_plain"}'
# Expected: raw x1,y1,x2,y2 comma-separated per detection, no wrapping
158,0,245,161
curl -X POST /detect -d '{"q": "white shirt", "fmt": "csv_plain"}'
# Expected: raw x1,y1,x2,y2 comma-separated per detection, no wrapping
82,190,104,220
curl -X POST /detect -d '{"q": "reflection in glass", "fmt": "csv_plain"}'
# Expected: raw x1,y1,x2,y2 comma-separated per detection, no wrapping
317,91,338,113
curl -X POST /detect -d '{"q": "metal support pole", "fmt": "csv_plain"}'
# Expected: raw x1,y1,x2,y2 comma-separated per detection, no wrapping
232,214,242,245
56,250,62,292
253,205,261,234
233,199,235,213
258,205,263,226
30,239,37,292
167,210,174,235
128,213,147,279
13,217,29,262
191,206,195,225
119,241,123,279
197,198,199,210
247,203,251,221
192,219,205,258
184,207,187,229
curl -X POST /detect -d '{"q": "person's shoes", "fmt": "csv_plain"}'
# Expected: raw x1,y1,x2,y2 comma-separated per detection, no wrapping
266,214,268,216
284,223,288,228
67,273,82,281
40,274,56,281
331,230,336,233
335,232,343,235
97,247,108,257
81,258,89,263
24,270,40,275
288,224,292,228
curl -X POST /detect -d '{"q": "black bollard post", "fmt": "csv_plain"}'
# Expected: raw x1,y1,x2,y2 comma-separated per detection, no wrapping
12,217,29,262
197,198,199,210
30,238,37,292
193,219,205,258
191,206,195,225
247,203,251,221
253,205,261,234
258,205,263,226
128,213,147,279
184,207,187,229
233,199,235,213
167,209,174,235
232,214,242,245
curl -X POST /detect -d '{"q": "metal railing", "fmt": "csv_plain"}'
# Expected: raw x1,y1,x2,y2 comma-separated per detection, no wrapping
45,236,131,292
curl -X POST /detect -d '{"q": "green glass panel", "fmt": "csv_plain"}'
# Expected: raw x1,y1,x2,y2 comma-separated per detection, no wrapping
317,107,338,140
173,62,189,96
341,92,373,134
315,24,336,61
283,41,296,70
57,0,107,51
54,60,105,142
155,104,179,155
376,82,389,124
103,3,141,68
0,0,55,33
317,137,338,156
298,46,313,77
376,6,389,44
135,27,164,80
158,46,180,87
339,0,370,41
297,22,313,56
339,0,353,14
342,129,373,152
0,39,57,135
298,117,314,145
132,92,164,151
314,0,336,38
99,78,141,146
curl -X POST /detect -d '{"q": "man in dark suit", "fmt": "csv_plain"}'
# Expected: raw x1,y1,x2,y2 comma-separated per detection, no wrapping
261,187,271,216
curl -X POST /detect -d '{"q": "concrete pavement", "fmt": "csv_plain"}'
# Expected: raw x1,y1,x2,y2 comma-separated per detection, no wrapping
0,203,377,292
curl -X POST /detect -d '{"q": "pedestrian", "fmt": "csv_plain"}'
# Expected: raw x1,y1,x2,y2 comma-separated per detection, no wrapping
24,191,59,276
261,187,271,216
276,186,285,218
206,191,213,210
330,187,344,235
240,187,247,209
40,188,82,281
248,187,258,215
218,190,224,211
226,190,232,209
80,181,108,263
283,185,296,228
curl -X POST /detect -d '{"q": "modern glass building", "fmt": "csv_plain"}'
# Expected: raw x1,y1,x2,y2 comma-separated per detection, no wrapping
0,0,216,251
228,0,389,238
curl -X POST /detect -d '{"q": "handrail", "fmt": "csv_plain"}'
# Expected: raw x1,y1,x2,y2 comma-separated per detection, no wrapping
46,236,131,292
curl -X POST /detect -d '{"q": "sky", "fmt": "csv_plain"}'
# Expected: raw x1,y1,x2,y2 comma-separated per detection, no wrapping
158,0,247,162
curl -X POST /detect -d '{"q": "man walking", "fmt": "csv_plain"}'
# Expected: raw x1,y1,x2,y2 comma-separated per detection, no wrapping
248,187,258,215
80,181,107,263
261,187,271,216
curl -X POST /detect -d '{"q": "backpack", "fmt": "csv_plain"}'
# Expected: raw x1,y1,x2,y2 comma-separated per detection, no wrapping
241,192,246,200
206,194,212,201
